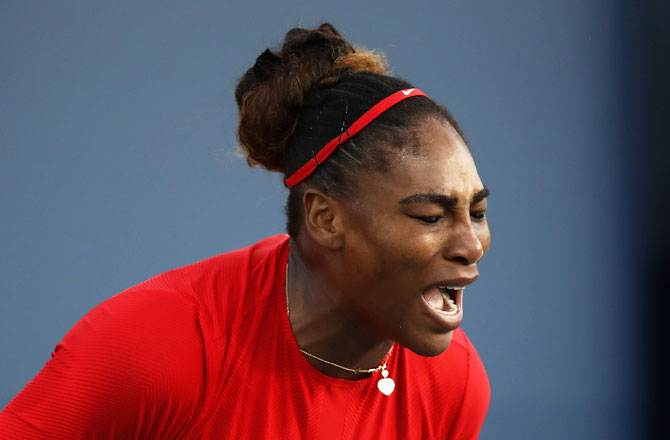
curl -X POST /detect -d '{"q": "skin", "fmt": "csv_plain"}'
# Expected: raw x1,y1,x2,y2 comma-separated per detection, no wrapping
286,118,491,380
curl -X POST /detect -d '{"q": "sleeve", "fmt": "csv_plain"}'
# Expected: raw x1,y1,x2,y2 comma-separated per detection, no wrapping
446,333,491,440
0,288,207,440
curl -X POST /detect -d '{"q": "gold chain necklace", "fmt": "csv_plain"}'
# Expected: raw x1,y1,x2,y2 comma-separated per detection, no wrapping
284,263,396,396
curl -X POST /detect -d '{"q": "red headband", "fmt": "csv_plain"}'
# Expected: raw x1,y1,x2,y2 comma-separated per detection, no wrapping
284,88,429,188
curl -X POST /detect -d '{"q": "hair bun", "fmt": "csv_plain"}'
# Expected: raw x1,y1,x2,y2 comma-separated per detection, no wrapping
252,49,283,82
235,23,388,172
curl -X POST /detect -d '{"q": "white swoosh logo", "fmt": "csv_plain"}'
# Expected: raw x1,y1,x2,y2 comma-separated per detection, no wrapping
401,88,415,95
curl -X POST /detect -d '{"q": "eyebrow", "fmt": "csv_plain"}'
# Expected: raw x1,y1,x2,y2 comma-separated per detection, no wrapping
398,186,489,208
472,187,490,204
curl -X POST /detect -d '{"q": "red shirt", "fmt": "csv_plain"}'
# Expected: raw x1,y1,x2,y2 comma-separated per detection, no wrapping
0,235,489,439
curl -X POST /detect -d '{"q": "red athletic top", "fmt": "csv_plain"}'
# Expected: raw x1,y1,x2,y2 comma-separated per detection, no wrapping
0,235,489,439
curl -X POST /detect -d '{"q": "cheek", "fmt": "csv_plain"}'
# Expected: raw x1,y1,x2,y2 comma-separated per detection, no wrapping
347,229,421,281
346,208,443,281
371,229,442,278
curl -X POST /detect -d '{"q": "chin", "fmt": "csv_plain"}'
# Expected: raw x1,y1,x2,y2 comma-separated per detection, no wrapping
404,330,454,357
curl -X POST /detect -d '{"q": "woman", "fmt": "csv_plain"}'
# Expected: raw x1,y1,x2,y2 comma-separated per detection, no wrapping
0,23,490,439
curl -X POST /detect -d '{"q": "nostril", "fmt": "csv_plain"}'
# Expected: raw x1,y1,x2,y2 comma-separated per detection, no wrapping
450,255,470,265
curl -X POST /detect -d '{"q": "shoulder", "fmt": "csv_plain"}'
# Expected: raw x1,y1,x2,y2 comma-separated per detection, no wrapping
451,329,489,385
69,234,290,358
51,233,290,405
399,329,489,438
444,329,490,439
1,287,207,438
403,329,488,394
56,286,206,397
1,235,290,438
132,234,289,302
130,234,290,336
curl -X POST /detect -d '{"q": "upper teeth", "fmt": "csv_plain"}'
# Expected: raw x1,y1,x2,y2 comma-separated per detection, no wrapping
439,286,464,291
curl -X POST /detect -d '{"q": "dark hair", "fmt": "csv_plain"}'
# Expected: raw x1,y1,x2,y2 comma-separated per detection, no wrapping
235,23,464,237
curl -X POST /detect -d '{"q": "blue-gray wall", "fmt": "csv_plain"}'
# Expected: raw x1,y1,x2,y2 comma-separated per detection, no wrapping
1,1,662,438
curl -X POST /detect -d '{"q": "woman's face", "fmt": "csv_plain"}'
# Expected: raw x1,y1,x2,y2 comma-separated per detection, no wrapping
338,118,490,356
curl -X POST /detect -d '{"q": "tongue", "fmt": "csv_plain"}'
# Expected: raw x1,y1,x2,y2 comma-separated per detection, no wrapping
422,288,445,310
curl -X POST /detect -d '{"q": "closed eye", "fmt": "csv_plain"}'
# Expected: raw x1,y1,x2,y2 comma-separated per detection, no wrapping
470,211,486,221
410,215,442,224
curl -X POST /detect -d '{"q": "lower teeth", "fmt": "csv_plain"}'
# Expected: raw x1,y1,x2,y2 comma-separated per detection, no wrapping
440,290,459,315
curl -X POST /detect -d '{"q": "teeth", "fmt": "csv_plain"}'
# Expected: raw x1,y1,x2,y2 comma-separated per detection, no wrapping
438,286,465,291
438,288,459,315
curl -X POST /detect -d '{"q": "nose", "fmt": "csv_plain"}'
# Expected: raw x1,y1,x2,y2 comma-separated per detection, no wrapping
443,218,485,266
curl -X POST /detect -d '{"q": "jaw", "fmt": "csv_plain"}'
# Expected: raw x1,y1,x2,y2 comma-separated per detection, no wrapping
400,328,455,357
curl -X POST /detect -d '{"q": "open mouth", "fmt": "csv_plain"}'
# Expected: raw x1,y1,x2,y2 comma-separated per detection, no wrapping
422,286,462,315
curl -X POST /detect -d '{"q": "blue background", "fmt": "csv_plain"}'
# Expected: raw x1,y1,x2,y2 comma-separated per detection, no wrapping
2,1,665,438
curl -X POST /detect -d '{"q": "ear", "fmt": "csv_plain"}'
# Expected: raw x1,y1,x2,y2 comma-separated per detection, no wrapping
302,188,346,250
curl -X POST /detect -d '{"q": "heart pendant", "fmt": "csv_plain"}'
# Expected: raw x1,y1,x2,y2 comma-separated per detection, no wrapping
377,376,395,396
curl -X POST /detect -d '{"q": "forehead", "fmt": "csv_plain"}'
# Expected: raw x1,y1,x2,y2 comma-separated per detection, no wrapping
357,120,483,201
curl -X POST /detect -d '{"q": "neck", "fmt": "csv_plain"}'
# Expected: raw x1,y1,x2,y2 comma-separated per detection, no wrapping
286,240,394,380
